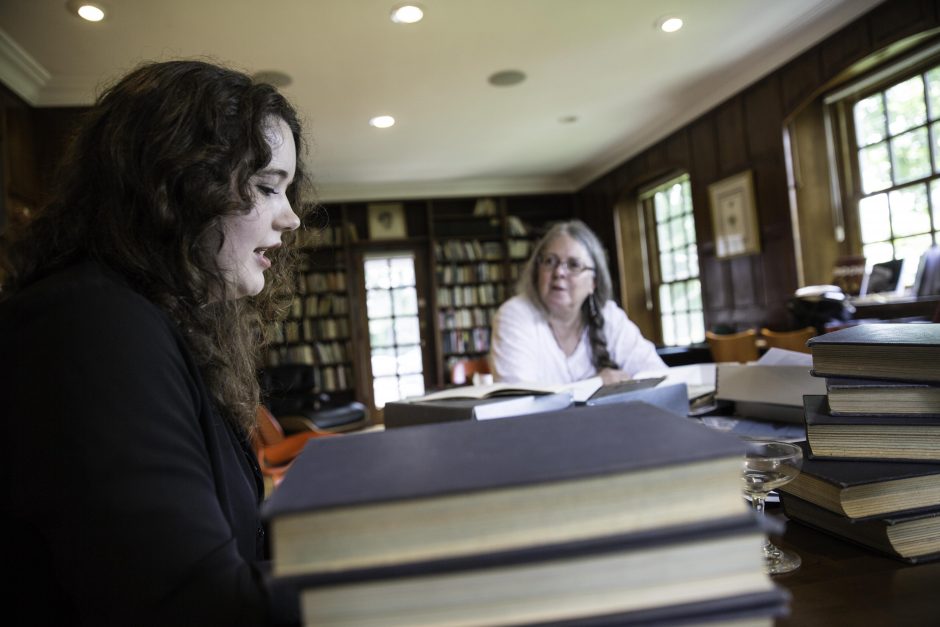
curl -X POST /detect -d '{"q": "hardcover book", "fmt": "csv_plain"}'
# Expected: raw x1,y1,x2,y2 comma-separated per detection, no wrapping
382,392,574,428
290,517,780,626
802,394,940,462
262,402,750,578
806,323,940,383
779,440,940,518
781,494,940,563
824,377,940,416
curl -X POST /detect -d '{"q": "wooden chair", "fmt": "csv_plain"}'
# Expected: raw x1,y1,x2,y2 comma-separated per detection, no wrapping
450,356,492,385
252,405,334,486
760,326,817,354
705,329,759,363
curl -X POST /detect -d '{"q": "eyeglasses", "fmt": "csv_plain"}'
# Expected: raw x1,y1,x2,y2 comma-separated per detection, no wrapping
536,254,595,275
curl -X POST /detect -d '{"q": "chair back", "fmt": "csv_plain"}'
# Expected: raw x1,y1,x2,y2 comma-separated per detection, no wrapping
450,357,491,385
760,327,817,354
705,329,759,363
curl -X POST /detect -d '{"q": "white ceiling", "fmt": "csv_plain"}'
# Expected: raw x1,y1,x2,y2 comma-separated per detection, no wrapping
0,0,885,202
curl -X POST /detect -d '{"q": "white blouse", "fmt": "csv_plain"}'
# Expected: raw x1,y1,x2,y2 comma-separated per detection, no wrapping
489,295,667,384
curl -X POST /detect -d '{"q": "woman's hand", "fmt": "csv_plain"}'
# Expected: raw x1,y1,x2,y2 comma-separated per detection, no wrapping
598,368,632,385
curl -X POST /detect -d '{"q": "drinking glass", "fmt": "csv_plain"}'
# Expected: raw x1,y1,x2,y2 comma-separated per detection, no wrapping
741,440,803,575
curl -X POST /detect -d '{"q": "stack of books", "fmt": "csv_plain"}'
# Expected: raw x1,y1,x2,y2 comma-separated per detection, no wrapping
264,402,787,626
779,323,940,562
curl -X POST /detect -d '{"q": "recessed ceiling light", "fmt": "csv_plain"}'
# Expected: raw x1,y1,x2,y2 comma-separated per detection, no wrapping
369,115,396,129
67,1,106,22
488,70,526,87
390,4,424,24
658,17,683,33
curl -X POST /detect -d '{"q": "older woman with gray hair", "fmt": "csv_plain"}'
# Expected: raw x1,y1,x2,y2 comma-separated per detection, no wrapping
490,220,665,385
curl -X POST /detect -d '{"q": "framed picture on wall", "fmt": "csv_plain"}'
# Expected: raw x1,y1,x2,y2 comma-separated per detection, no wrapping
367,202,407,240
708,170,760,259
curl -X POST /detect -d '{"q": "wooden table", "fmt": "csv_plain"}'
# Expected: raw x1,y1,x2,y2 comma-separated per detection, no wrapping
769,507,940,625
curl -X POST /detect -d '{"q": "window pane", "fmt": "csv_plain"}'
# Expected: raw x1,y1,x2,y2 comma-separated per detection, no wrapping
372,376,399,408
657,222,672,252
688,244,699,279
394,317,420,344
928,67,940,120
654,191,669,222
932,179,940,228
886,75,927,136
371,348,397,377
932,121,940,174
863,241,894,267
854,93,886,146
689,310,705,344
389,257,415,287
858,193,891,244
659,253,674,283
889,184,930,238
659,284,673,314
392,286,418,316
366,288,392,317
670,217,686,249
368,318,394,347
674,312,691,346
398,374,425,400
661,314,676,347
668,183,684,218
688,279,702,311
890,127,931,184
397,346,423,375
858,142,892,194
364,259,390,289
673,246,689,281
672,282,688,312
895,234,934,287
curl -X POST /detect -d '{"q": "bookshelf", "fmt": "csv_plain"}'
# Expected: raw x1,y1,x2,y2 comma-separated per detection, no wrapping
262,194,575,408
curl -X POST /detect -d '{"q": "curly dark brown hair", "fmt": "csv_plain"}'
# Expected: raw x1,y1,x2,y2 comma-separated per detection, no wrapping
0,59,313,434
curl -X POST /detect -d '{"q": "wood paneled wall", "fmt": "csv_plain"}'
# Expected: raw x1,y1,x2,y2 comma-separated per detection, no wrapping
577,0,940,333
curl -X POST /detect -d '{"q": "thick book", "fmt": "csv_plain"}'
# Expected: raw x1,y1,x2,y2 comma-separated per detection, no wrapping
781,494,940,563
825,377,940,416
802,394,940,462
414,376,603,403
262,402,750,578
289,516,780,627
716,363,826,424
383,392,574,428
806,323,940,383
779,440,940,518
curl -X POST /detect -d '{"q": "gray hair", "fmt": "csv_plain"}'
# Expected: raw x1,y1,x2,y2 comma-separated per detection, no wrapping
516,219,613,309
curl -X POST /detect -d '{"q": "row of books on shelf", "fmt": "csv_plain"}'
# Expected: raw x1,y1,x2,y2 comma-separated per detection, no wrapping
441,327,490,355
434,239,504,262
507,238,533,259
777,323,940,563
263,403,786,626
436,283,507,307
294,222,359,248
301,271,347,293
266,340,352,368
293,293,349,317
272,320,349,344
436,261,505,284
439,306,497,330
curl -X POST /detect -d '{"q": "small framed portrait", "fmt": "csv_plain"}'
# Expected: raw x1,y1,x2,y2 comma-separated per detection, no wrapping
367,203,407,240
708,170,760,259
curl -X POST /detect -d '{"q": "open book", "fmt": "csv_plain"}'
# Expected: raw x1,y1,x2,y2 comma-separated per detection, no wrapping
415,376,603,404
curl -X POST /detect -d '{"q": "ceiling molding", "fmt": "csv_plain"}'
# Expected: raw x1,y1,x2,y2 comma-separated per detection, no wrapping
0,28,48,105
314,175,577,204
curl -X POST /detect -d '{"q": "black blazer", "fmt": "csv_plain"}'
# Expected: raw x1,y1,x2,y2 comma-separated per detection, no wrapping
1,261,287,625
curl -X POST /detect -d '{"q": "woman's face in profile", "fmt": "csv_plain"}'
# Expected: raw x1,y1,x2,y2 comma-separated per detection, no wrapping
217,117,300,299
537,233,596,319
